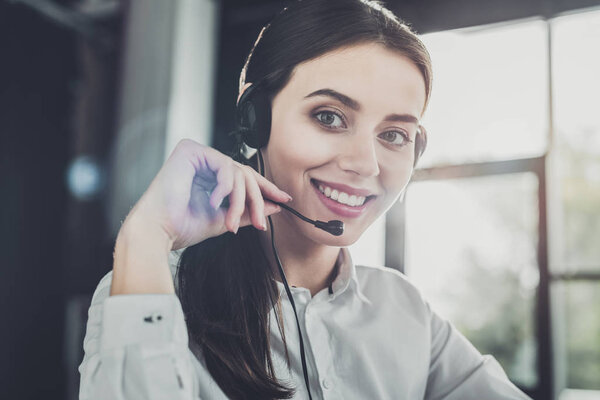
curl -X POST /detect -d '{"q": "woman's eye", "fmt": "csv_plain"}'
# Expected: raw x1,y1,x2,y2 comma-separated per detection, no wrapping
379,131,410,147
314,110,345,129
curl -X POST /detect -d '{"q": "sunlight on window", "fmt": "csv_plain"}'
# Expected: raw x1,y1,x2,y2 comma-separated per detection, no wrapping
419,20,549,167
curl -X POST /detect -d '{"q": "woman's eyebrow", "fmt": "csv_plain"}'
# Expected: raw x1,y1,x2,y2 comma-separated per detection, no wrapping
304,88,419,125
304,88,361,110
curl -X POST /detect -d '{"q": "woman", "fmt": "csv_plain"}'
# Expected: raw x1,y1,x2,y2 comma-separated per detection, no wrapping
79,0,532,399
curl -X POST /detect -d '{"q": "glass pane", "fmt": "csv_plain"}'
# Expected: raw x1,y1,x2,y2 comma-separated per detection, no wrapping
419,20,548,167
404,173,539,388
550,9,600,273
552,281,600,391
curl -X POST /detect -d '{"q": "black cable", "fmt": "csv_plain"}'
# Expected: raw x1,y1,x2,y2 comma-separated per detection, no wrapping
258,151,314,400
268,215,313,400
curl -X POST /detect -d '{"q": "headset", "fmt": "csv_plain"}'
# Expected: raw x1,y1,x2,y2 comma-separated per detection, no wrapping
232,81,427,399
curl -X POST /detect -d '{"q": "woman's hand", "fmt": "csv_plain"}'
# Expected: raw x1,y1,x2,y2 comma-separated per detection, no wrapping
125,139,291,250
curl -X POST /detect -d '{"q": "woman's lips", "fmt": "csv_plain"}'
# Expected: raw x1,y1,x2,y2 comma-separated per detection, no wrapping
311,179,374,218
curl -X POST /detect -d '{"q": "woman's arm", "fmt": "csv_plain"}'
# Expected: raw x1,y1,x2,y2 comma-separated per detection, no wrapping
78,268,198,400
78,196,197,399
110,212,177,295
78,139,291,399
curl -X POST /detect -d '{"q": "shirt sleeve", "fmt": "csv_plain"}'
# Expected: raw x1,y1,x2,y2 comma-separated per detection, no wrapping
78,270,200,400
424,302,533,400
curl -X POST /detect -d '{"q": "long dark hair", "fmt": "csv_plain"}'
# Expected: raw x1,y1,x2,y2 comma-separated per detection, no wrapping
177,1,433,399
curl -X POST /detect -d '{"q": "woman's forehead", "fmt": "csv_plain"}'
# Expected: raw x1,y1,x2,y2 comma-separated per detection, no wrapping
284,43,427,115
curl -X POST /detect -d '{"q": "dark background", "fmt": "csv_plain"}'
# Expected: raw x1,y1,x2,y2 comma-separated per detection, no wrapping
1,0,599,399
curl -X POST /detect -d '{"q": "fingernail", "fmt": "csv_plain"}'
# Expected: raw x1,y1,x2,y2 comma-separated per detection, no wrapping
234,220,240,234
285,194,293,201
262,216,268,231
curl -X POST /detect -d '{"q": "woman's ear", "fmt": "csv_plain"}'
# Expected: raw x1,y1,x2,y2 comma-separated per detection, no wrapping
237,82,253,106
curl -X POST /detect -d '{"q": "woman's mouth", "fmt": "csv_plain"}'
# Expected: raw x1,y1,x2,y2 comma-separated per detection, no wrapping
316,182,367,206
310,179,376,218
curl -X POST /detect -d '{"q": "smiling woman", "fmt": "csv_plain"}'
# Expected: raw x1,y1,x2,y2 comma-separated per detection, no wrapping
262,42,426,248
78,0,532,399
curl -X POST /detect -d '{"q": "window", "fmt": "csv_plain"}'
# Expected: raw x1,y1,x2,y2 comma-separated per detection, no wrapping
386,9,600,400
550,8,600,395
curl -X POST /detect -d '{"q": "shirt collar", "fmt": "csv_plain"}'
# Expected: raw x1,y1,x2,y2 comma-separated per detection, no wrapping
329,247,371,304
274,248,370,305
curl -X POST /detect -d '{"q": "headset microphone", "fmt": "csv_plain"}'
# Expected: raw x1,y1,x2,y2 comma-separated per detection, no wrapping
274,201,344,236
219,196,344,236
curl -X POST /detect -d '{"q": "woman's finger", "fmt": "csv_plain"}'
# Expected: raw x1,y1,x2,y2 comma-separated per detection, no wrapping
237,200,281,230
209,162,235,210
264,200,282,217
226,167,246,233
242,168,267,231
248,167,293,203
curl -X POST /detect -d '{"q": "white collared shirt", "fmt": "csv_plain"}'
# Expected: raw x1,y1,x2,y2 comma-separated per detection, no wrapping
79,248,531,400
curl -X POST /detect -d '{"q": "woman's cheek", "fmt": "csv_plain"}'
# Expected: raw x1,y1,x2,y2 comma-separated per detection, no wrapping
277,125,337,163
381,169,412,204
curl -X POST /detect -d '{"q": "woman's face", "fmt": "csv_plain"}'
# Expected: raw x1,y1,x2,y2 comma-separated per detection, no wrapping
261,42,427,246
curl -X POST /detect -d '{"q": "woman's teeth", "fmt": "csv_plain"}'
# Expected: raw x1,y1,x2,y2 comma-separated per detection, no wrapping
318,184,366,207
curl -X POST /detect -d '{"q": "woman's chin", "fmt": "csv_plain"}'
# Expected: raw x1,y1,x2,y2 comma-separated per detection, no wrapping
307,224,363,247
276,212,366,248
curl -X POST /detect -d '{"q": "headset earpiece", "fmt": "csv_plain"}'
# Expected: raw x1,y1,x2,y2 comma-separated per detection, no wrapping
235,83,272,149
413,125,428,167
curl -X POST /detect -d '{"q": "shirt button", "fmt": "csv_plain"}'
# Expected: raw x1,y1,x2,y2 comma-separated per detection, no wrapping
322,378,331,389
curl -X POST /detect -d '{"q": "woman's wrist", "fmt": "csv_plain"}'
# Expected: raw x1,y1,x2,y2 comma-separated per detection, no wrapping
119,209,175,250
110,212,176,295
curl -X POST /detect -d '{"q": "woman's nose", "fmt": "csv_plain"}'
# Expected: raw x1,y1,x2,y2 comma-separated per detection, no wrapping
337,132,381,177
